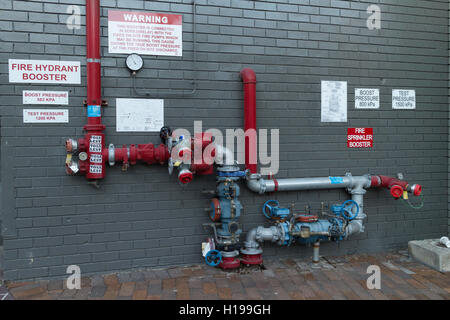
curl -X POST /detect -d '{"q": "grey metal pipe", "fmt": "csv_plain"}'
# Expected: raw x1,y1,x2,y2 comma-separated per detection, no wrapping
246,173,371,194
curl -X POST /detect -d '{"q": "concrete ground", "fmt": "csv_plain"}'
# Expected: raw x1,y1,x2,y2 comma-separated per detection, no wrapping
3,249,450,300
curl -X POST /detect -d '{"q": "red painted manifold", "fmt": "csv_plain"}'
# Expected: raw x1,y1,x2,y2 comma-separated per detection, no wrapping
240,68,258,174
370,175,422,199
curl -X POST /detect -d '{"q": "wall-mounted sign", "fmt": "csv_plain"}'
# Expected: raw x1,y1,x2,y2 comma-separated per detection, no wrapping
23,91,69,105
392,89,415,109
355,88,379,109
116,98,164,132
321,81,347,122
9,59,80,84
108,10,182,56
347,128,373,148
23,109,69,123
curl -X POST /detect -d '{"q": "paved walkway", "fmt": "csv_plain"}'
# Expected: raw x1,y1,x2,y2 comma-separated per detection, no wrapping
3,249,450,300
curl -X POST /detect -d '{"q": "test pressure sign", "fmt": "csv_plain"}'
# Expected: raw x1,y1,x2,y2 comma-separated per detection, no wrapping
347,128,373,148
108,10,182,56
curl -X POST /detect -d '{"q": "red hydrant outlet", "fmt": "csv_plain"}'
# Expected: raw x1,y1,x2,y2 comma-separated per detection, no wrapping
411,184,422,196
390,185,404,199
178,170,193,184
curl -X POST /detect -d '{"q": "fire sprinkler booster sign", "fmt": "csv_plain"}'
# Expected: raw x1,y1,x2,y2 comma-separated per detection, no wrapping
9,59,81,84
108,10,182,56
347,128,373,148
23,109,69,123
23,91,69,105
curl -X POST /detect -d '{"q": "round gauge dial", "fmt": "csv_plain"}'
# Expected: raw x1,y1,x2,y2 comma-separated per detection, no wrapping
126,53,144,72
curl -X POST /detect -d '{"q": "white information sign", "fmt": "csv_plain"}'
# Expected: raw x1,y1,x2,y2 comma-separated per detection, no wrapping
23,91,69,105
392,89,416,109
23,109,69,123
108,10,182,56
355,88,379,109
116,99,164,132
9,59,80,84
321,81,347,122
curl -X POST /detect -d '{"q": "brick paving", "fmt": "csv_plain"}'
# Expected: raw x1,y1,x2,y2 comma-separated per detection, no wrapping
3,250,450,300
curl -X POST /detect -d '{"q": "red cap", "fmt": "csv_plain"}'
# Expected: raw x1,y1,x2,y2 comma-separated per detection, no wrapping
178,171,193,184
413,184,422,196
390,185,403,198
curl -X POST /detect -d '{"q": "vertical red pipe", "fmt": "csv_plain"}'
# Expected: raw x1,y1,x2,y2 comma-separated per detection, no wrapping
240,68,257,174
85,0,104,130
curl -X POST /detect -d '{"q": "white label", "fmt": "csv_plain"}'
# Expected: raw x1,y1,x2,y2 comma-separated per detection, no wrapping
23,109,69,123
89,165,103,174
108,10,182,56
90,154,103,164
23,91,69,105
9,59,81,84
90,135,102,143
116,99,164,132
321,81,347,122
89,144,102,153
355,88,379,109
392,89,416,109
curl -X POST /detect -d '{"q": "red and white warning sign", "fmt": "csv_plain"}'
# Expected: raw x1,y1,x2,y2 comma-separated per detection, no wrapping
23,109,69,123
108,10,182,56
9,59,80,84
347,128,373,148
23,91,69,105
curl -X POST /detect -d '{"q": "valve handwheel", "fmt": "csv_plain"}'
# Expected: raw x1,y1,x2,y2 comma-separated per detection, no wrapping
342,200,359,220
262,200,279,219
205,250,222,267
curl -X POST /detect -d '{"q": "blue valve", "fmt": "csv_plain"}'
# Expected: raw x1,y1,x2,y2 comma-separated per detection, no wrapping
205,250,222,267
331,200,359,221
262,200,290,220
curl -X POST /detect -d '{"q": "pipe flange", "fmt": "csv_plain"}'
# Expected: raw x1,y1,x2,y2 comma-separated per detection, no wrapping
108,144,115,166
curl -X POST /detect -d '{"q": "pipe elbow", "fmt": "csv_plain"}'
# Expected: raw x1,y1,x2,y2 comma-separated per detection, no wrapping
240,68,256,84
246,177,266,194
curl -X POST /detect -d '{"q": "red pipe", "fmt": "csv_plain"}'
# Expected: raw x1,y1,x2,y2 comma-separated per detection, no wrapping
85,0,104,131
240,68,257,174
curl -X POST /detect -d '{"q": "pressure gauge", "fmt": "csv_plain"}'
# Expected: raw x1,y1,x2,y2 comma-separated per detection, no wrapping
78,152,88,161
126,53,143,73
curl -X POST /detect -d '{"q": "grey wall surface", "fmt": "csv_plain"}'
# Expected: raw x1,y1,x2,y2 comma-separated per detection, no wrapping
0,0,448,281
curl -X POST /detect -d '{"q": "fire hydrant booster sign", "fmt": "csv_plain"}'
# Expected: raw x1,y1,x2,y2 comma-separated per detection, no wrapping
9,59,81,84
108,10,182,56
347,128,373,148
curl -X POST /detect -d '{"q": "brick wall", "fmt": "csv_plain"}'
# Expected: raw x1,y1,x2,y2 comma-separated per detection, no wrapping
0,0,448,280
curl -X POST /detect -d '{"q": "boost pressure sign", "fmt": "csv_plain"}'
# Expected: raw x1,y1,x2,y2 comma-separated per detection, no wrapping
9,59,81,84
108,10,182,56
347,128,373,148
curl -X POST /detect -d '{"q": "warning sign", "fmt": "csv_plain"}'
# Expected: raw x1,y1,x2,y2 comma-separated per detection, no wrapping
347,128,373,148
23,109,69,123
355,88,379,109
9,59,80,84
108,10,182,56
23,91,69,105
392,89,415,109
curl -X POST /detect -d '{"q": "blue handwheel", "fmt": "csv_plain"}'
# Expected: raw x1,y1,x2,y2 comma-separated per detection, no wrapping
262,200,279,219
205,250,222,267
342,200,359,221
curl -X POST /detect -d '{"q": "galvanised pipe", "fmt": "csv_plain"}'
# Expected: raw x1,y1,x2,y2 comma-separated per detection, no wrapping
240,68,257,174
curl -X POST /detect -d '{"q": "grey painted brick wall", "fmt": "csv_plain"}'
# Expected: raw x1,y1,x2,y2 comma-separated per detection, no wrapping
0,0,449,281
